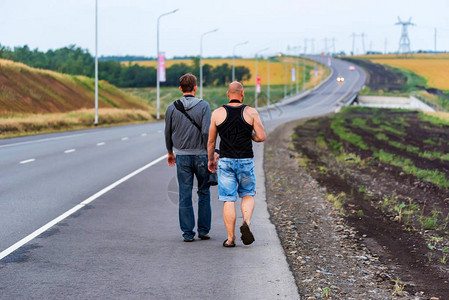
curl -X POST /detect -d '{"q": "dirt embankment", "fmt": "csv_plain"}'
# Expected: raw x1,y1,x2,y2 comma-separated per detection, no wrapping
265,107,449,299
0,59,149,114
342,58,408,93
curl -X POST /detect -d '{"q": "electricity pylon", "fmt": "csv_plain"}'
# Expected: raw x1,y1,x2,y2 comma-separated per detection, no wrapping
396,17,415,54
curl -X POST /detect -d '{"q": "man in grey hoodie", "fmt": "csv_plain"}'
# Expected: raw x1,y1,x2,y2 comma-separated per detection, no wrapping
165,73,212,242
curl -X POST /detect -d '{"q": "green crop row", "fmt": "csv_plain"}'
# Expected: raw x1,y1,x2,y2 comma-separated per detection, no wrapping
373,150,449,188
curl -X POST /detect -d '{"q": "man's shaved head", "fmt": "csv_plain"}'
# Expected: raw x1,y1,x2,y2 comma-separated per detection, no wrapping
227,81,244,100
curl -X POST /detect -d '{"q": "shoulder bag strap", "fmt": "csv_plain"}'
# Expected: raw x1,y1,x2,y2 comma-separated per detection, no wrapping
173,99,202,132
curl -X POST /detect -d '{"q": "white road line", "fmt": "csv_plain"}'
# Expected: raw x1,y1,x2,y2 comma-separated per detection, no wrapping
64,149,76,154
0,154,167,262
0,133,86,149
20,159,36,164
157,130,162,133
97,142,105,146
141,133,147,137
121,137,129,141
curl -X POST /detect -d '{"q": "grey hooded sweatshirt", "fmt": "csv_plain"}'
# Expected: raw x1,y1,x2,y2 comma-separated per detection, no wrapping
165,95,211,155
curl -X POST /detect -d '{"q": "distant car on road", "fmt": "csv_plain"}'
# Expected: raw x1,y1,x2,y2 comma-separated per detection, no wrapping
337,76,345,82
348,66,355,71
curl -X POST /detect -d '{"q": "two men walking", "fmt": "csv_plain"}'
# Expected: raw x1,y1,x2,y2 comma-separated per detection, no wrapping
165,74,265,246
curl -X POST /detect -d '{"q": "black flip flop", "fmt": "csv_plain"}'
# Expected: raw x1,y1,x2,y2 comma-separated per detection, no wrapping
223,239,235,247
240,222,255,245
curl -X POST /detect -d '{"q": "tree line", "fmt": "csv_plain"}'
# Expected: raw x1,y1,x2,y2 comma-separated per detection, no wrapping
0,44,251,88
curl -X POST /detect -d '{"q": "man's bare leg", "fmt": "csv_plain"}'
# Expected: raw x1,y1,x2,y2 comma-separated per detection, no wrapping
241,195,255,226
240,195,255,245
223,201,236,244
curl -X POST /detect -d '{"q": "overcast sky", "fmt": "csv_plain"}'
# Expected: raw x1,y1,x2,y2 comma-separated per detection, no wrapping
1,0,448,58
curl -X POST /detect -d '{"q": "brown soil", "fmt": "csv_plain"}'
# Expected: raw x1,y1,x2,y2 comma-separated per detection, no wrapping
265,109,449,299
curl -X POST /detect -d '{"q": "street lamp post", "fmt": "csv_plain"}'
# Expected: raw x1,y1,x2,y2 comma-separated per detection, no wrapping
200,28,218,99
296,54,299,94
156,9,179,120
295,46,301,94
267,57,270,106
232,41,248,82
284,62,287,98
254,48,268,108
288,46,301,95
94,0,98,125
302,55,306,91
290,61,293,96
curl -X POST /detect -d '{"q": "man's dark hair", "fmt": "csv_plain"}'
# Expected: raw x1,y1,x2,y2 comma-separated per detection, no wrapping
179,73,197,93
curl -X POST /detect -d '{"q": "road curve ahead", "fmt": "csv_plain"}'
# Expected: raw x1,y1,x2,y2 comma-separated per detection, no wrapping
0,56,365,299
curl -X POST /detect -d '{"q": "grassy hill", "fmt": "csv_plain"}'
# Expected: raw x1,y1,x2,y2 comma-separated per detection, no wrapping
0,59,150,114
0,59,155,138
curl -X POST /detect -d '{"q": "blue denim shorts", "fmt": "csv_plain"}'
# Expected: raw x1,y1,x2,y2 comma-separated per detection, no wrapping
218,158,256,202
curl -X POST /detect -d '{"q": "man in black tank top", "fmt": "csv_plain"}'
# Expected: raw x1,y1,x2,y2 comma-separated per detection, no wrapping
207,81,266,247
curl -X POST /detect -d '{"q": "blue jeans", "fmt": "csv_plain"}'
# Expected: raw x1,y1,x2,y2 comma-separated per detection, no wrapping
218,158,256,202
176,155,211,239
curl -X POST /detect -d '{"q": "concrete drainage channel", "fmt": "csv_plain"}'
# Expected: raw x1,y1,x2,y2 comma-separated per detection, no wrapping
354,95,436,112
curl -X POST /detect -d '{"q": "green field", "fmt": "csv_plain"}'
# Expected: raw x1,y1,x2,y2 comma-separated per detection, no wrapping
123,84,296,115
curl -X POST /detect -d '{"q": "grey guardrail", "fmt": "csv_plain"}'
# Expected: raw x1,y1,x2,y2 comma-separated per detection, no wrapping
341,91,358,106
333,91,358,113
256,59,334,112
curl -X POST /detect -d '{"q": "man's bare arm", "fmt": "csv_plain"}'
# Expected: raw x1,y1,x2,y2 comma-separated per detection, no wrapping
251,109,266,142
207,111,218,172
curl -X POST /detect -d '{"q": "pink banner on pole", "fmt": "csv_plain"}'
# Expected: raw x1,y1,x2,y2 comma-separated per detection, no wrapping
256,76,261,93
158,52,166,82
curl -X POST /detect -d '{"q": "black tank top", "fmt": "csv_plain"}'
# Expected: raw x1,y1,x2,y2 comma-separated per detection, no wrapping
217,104,254,158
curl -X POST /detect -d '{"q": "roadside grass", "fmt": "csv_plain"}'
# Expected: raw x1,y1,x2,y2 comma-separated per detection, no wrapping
0,108,154,138
413,90,449,112
391,66,428,91
358,86,410,97
419,111,449,126
326,192,346,213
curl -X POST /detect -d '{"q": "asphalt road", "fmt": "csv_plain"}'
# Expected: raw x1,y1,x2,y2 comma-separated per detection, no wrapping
0,56,365,299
